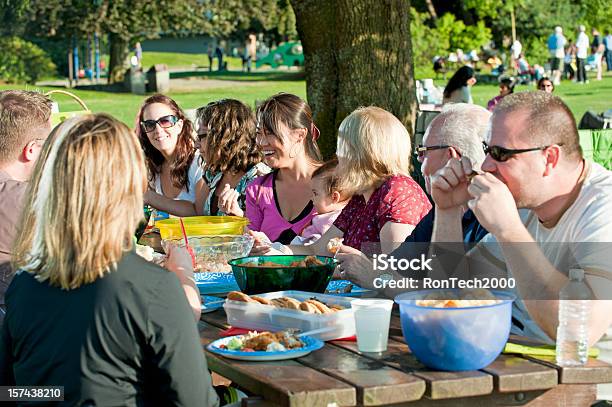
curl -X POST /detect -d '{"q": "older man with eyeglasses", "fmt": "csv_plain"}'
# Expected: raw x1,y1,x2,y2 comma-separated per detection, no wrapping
430,91,612,347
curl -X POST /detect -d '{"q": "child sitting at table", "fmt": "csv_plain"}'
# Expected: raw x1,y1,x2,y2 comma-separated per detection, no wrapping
291,158,347,245
251,158,348,251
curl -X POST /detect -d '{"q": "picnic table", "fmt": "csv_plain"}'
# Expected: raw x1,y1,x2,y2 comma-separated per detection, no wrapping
200,308,612,407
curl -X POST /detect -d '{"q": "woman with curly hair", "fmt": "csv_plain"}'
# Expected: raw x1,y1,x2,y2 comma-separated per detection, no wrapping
136,94,204,216
194,99,270,216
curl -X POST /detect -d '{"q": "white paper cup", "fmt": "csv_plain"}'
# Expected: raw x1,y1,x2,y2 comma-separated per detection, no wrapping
351,298,394,352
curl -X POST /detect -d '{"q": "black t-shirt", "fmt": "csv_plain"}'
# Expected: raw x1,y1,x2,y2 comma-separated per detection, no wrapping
0,251,219,407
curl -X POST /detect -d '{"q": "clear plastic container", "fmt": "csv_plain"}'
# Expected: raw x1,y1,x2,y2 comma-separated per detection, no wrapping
223,290,356,341
556,269,592,367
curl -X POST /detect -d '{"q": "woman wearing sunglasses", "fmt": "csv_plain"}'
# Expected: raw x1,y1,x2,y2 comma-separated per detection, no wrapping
136,94,204,216
194,99,270,216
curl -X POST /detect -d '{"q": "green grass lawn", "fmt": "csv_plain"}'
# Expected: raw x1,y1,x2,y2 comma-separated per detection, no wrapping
1,71,610,130
142,52,244,71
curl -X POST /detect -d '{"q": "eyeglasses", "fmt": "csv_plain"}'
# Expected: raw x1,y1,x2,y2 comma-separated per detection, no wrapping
414,144,450,158
141,115,178,133
483,141,563,162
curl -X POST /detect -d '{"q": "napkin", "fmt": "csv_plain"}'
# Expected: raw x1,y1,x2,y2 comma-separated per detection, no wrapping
503,342,600,358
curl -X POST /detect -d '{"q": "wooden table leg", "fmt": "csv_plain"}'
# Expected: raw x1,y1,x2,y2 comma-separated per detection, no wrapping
524,384,597,407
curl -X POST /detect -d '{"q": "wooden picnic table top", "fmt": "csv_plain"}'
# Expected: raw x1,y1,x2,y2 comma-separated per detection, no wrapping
199,308,612,407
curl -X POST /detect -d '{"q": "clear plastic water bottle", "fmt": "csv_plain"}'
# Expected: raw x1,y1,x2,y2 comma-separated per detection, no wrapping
555,269,592,366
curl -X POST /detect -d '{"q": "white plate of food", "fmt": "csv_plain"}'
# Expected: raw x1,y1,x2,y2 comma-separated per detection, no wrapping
206,331,324,361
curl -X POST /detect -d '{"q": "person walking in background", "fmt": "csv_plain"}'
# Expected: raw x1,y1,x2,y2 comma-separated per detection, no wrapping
563,40,576,80
604,30,612,71
591,28,604,81
215,44,224,72
442,66,476,104
547,26,566,85
206,44,214,72
575,25,590,84
134,42,142,68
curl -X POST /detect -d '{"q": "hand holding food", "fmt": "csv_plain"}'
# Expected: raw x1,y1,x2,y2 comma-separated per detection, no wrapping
430,157,474,210
327,238,343,255
218,184,243,217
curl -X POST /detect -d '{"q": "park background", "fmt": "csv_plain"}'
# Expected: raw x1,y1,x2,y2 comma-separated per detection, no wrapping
1,0,611,158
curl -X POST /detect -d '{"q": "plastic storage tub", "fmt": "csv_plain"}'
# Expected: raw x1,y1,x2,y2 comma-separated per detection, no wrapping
395,289,515,371
156,216,249,240
224,290,356,341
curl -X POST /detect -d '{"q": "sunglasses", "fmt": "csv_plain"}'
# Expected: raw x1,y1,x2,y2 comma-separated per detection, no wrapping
483,141,563,162
414,144,450,158
141,115,179,133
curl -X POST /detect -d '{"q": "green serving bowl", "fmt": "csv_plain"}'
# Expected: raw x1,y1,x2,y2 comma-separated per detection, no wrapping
228,255,338,295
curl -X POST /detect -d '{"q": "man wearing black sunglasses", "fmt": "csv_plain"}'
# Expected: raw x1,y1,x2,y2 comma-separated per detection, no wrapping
430,91,612,347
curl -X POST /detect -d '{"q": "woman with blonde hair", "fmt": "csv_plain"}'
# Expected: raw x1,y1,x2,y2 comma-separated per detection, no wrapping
194,99,270,216
252,106,431,255
0,114,219,406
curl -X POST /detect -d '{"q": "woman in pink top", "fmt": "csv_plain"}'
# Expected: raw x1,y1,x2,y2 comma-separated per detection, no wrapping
252,106,431,256
245,93,323,244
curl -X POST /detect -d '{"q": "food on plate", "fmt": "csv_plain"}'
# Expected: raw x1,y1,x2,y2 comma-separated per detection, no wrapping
327,238,343,254
220,331,305,352
226,291,345,313
415,288,501,308
241,255,325,268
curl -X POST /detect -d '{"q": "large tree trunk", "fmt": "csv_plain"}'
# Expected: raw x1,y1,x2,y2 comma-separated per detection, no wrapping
291,0,417,159
108,33,130,84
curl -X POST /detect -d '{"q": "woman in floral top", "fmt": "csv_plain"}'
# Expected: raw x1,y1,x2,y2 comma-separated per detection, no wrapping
251,106,431,255
194,99,270,216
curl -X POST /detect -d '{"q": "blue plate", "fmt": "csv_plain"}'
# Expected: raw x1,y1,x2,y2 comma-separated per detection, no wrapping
195,272,239,295
325,280,371,297
201,295,225,313
207,334,324,361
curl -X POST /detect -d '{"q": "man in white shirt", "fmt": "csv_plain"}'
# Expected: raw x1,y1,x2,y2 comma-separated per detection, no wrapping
576,25,590,83
430,91,612,346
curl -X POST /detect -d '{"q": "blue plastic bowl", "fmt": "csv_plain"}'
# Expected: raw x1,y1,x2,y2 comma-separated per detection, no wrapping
395,290,515,371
